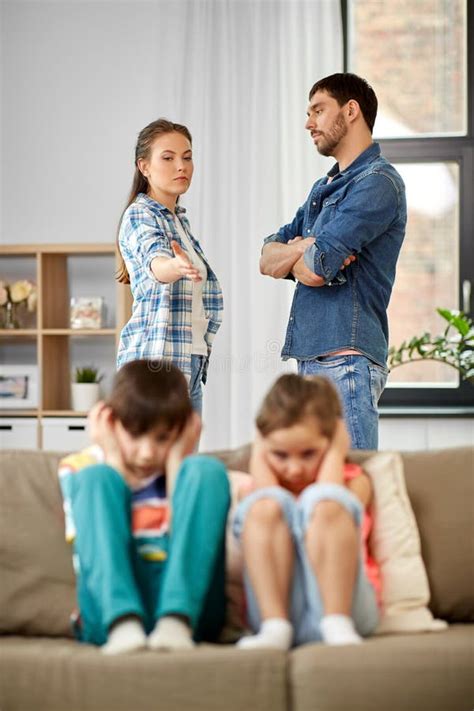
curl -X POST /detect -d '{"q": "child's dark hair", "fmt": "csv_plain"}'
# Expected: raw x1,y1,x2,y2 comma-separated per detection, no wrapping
106,359,192,436
256,373,342,439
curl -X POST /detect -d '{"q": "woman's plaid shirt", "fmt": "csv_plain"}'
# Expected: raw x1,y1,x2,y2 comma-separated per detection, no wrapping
117,193,223,382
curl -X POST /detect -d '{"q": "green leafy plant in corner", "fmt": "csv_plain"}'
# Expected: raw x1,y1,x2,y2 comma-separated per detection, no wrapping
388,308,474,384
73,365,104,384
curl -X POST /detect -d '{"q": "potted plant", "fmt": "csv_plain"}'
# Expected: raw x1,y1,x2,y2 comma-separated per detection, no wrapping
71,365,104,412
388,308,474,384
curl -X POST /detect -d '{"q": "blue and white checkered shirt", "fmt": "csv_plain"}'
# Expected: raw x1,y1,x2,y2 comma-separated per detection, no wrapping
117,193,223,382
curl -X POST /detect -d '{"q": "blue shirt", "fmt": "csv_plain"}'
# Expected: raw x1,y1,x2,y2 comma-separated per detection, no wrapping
117,194,223,382
264,143,406,367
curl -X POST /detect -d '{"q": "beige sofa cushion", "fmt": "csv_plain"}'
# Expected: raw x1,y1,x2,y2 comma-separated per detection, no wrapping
290,624,474,711
0,636,287,711
401,446,474,622
0,450,75,637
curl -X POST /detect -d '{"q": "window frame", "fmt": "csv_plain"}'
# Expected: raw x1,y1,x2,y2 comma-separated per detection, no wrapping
342,0,474,408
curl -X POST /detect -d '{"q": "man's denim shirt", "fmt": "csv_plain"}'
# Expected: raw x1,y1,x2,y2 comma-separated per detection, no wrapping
264,142,407,368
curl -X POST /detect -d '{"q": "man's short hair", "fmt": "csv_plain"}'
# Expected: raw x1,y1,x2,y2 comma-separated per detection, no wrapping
309,72,378,133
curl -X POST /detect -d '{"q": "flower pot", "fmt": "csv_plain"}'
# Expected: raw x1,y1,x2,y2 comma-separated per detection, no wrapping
71,382,100,412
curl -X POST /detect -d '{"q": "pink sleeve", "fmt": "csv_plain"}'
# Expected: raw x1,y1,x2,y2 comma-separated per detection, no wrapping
343,462,363,482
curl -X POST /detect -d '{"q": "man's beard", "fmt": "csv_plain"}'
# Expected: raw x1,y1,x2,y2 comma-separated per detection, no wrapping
316,112,348,157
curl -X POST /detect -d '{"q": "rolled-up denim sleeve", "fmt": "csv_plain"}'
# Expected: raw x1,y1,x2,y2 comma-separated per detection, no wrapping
262,203,306,249
120,206,173,281
306,173,401,285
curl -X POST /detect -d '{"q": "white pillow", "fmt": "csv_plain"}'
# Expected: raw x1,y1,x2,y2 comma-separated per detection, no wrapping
364,451,447,634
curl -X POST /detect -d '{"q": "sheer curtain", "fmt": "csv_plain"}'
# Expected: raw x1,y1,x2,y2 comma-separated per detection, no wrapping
149,0,343,450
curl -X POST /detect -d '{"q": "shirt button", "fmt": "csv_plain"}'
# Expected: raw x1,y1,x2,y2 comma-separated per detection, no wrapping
312,202,316,206
290,316,294,321
307,229,310,233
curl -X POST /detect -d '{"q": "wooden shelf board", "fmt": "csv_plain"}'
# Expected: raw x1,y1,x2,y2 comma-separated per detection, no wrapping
0,243,116,255
0,329,38,337
42,329,116,336
41,410,88,417
0,410,38,417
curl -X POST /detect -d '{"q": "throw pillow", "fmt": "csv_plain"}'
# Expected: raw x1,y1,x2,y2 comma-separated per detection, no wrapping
363,451,447,634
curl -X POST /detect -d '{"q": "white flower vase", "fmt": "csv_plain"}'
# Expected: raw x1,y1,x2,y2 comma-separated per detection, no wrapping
71,383,100,412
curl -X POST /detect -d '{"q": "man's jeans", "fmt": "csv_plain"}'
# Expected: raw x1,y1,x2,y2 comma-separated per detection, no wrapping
298,354,388,450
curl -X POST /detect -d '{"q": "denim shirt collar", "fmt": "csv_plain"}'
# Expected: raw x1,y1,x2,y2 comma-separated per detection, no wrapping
327,142,381,180
137,192,187,216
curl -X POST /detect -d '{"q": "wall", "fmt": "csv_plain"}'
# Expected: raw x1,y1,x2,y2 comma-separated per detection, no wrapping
1,1,472,451
379,416,473,451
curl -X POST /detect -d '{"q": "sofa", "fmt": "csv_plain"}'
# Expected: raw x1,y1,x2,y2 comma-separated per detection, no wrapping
0,445,473,711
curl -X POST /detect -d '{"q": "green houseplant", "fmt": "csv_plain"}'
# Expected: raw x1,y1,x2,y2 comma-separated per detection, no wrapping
388,308,474,384
73,366,103,384
71,366,104,412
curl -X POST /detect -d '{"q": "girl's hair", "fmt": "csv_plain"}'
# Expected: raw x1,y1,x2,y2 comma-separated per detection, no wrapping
105,359,192,436
116,119,193,284
256,373,342,439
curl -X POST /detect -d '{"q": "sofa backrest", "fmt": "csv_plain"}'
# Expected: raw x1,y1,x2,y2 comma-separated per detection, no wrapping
0,446,472,639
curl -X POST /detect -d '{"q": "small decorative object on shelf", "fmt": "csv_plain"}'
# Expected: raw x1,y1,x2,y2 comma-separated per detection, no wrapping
0,280,37,329
70,296,104,329
71,365,104,412
0,365,39,409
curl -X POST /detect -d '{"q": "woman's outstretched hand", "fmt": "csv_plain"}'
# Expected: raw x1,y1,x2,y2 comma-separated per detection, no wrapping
170,240,202,282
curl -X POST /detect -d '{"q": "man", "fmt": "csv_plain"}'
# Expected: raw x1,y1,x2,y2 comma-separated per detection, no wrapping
260,73,406,450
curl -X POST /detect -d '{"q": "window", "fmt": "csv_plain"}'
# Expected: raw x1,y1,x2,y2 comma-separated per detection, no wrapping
343,0,473,407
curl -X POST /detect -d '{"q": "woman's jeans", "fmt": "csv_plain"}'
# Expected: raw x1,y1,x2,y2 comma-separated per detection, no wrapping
189,354,206,416
298,354,388,450
233,483,379,647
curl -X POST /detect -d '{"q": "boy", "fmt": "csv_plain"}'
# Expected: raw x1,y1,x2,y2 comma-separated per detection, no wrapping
59,359,230,654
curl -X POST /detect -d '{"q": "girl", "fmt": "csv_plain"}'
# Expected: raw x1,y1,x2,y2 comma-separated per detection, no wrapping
116,119,223,415
233,373,380,649
58,360,230,654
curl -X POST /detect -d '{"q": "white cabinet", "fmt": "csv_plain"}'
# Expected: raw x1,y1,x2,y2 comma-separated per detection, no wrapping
0,418,38,450
42,418,89,452
0,416,90,451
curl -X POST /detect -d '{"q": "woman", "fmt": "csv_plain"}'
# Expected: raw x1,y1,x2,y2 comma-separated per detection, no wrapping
116,119,223,415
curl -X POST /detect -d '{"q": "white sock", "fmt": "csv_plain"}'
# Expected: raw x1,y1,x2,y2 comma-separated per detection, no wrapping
237,618,293,651
320,614,363,645
147,616,195,651
101,617,147,655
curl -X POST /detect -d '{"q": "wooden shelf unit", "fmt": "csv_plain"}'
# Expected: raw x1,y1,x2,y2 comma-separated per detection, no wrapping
0,243,133,445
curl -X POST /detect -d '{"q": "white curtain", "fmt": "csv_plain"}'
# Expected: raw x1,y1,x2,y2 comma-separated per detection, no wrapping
2,0,342,450
147,0,343,450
